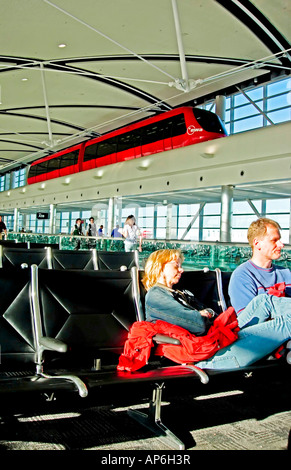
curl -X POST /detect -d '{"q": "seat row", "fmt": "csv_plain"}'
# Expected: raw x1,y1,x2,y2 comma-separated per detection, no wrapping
0,264,288,449
0,245,139,270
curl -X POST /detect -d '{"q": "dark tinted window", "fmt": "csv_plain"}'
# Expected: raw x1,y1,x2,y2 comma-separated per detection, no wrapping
29,150,79,178
142,114,186,145
59,150,79,169
28,165,37,178
84,137,118,161
193,108,227,134
34,160,48,177
118,129,141,153
171,114,187,137
84,143,98,162
47,157,60,173
97,137,118,157
142,122,164,146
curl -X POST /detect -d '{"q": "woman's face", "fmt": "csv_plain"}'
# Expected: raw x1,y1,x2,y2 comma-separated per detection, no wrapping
159,257,184,288
127,218,135,226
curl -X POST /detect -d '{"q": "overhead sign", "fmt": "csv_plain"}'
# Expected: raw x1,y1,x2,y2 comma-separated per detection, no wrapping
37,212,49,219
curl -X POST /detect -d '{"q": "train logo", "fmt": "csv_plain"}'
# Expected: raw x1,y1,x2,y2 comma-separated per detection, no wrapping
187,125,203,135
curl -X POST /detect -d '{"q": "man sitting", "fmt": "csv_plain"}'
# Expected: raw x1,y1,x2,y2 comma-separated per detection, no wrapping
229,217,291,316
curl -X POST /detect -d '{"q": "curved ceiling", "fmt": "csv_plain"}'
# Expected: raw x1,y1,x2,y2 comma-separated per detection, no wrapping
0,0,290,173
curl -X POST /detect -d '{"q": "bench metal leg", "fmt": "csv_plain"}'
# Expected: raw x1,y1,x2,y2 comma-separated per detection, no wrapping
127,383,185,450
36,364,88,398
39,372,88,398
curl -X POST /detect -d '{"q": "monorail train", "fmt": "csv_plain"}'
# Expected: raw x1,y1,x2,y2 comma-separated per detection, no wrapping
27,106,227,185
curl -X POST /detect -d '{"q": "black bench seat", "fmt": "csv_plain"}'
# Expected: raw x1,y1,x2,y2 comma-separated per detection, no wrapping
0,264,289,450
0,246,139,271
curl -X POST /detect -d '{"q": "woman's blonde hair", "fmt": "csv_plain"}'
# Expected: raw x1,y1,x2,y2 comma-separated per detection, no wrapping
142,249,184,291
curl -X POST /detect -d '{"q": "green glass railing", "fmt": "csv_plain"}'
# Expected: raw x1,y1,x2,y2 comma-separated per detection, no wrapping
6,232,291,272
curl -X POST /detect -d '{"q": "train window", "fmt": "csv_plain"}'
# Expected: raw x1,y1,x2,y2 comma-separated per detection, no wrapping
59,150,79,169
142,121,165,146
162,119,173,139
47,157,61,173
84,143,98,162
34,160,48,177
142,114,186,145
28,165,37,178
97,137,118,157
118,133,131,152
118,129,141,153
193,108,227,134
171,114,187,137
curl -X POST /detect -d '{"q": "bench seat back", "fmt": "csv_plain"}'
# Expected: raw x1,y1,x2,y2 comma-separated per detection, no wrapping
50,249,96,270
175,268,227,313
97,250,139,270
0,269,36,367
36,268,139,366
0,246,50,269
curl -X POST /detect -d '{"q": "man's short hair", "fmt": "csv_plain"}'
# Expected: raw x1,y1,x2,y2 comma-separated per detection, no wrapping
247,217,281,248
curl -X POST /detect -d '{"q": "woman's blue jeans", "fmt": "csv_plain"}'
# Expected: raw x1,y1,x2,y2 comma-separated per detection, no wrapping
195,294,291,370
124,240,137,252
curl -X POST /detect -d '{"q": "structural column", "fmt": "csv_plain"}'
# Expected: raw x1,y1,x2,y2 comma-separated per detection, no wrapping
107,197,115,237
13,207,18,232
220,185,233,243
49,204,56,234
107,197,123,235
215,95,226,123
166,203,177,240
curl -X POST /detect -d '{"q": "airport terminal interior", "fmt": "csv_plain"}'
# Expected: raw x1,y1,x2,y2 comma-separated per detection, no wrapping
0,0,290,451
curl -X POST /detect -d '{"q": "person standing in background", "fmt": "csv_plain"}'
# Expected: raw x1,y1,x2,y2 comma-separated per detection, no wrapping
98,225,104,237
120,215,142,252
71,218,84,250
86,217,97,249
111,225,122,238
0,215,7,239
86,217,97,237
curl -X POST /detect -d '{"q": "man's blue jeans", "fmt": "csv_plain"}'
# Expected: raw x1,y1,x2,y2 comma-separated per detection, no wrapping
195,295,291,370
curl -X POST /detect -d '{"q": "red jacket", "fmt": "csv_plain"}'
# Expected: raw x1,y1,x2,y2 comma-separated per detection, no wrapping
118,307,239,372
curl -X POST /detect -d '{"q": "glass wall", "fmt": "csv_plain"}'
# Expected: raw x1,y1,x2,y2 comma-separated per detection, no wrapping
224,76,291,134
13,168,26,189
2,195,290,245
26,214,50,233
0,175,5,192
265,199,290,244
84,197,290,243
177,204,199,240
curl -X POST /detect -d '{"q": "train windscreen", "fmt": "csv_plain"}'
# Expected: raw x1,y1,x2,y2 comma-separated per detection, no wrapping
193,108,227,135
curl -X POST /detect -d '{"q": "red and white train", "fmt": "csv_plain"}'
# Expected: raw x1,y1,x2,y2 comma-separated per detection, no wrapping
27,106,227,185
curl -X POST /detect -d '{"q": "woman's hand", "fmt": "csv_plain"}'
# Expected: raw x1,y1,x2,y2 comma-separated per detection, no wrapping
200,309,215,319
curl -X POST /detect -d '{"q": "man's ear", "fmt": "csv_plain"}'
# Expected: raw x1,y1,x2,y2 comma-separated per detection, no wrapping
253,237,261,250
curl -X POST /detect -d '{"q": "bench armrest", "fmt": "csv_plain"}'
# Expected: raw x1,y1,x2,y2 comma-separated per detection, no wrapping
39,336,67,353
153,334,181,345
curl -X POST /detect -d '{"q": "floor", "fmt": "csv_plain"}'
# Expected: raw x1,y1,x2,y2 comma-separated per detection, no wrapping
0,364,290,456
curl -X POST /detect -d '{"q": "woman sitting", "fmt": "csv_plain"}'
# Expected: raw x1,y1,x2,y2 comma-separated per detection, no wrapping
142,249,291,370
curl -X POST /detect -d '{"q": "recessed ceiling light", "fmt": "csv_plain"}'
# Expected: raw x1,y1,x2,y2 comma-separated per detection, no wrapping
22,78,28,81
58,43,67,48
